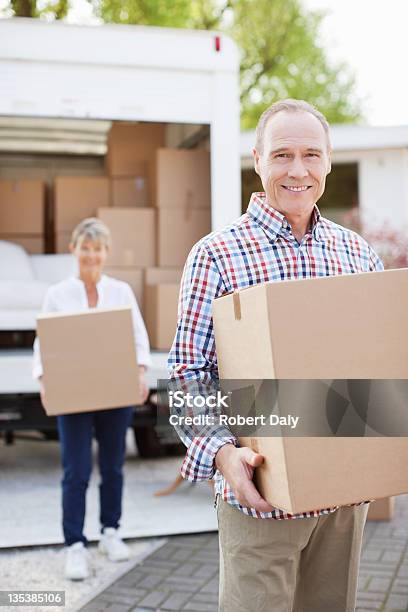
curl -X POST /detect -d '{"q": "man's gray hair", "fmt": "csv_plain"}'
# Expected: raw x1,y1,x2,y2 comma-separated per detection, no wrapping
70,217,111,249
255,99,331,153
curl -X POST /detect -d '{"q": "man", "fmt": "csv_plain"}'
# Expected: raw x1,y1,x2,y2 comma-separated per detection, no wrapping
168,99,383,612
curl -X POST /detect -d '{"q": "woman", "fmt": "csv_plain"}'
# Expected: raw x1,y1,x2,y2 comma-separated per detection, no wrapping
33,217,151,581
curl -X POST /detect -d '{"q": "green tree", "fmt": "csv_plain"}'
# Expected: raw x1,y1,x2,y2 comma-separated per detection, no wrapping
231,0,361,127
94,0,192,28
10,0,35,17
94,0,232,30
8,0,69,19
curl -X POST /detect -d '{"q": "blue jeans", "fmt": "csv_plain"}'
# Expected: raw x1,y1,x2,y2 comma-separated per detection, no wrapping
57,407,133,546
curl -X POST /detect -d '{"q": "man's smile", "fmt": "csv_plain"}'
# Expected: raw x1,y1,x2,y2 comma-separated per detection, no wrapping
281,185,312,192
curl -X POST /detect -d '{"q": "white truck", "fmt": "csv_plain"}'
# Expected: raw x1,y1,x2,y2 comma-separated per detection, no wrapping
0,18,241,453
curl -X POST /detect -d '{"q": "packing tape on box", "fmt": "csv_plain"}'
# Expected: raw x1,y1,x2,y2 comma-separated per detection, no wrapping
250,437,260,453
233,291,241,320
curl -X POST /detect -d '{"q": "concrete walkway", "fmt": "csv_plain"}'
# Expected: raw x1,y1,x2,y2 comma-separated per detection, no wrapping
0,437,216,548
81,495,408,612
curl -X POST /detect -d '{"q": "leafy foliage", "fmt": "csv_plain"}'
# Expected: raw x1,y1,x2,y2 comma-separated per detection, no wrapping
230,0,361,128
9,0,69,19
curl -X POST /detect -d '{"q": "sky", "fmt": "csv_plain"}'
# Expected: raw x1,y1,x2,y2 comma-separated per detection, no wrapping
303,0,408,126
2,0,407,126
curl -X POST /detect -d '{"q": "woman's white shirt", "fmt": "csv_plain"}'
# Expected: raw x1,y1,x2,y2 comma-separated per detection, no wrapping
32,274,151,379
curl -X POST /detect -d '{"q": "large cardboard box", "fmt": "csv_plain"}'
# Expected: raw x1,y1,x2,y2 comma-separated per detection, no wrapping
145,267,183,285
55,176,109,232
98,207,155,267
0,180,44,234
157,208,211,267
106,123,165,177
367,497,395,521
37,307,140,415
144,285,180,350
155,149,210,208
144,268,182,350
111,165,149,208
105,267,144,309
212,269,408,514
55,232,71,253
0,234,44,254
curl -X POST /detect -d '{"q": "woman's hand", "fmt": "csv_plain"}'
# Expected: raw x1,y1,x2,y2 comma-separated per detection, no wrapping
138,366,149,404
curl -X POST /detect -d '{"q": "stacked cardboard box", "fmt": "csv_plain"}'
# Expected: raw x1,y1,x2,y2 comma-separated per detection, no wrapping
106,123,165,178
54,176,109,253
155,148,211,209
106,122,165,207
0,124,211,352
155,148,211,267
98,206,154,313
144,268,183,350
98,207,155,268
50,126,212,349
111,169,148,208
98,124,167,313
213,269,408,514
0,179,45,253
104,267,144,308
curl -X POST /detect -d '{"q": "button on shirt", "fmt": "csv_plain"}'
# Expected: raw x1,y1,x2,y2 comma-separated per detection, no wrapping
168,192,384,520
33,274,151,379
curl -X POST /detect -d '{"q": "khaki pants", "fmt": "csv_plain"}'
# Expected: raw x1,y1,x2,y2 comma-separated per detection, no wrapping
217,498,368,612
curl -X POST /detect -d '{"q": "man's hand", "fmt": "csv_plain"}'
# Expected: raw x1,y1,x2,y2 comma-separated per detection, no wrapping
215,443,276,513
138,366,149,404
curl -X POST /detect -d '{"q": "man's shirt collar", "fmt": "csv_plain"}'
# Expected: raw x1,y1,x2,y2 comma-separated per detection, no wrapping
247,192,322,242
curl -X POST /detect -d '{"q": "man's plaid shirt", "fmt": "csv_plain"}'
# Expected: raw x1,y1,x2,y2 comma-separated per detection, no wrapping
168,192,384,520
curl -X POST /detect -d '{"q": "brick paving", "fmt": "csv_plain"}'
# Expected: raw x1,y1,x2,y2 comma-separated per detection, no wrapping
81,495,408,612
357,495,408,612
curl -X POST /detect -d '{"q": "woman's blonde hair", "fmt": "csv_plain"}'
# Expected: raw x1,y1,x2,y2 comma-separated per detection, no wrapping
70,217,111,249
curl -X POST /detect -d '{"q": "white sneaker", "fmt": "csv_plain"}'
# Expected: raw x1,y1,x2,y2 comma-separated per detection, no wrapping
65,542,89,581
98,528,130,562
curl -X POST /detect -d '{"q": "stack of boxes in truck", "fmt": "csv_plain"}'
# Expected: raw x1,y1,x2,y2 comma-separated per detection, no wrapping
150,147,211,348
144,268,183,351
0,123,211,349
54,176,109,253
100,123,164,297
53,122,211,350
0,180,45,253
155,148,211,267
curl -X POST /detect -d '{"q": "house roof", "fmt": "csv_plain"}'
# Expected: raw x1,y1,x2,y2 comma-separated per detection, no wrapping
240,124,408,160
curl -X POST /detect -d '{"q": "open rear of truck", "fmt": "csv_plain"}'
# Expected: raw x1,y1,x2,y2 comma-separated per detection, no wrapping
0,18,240,454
